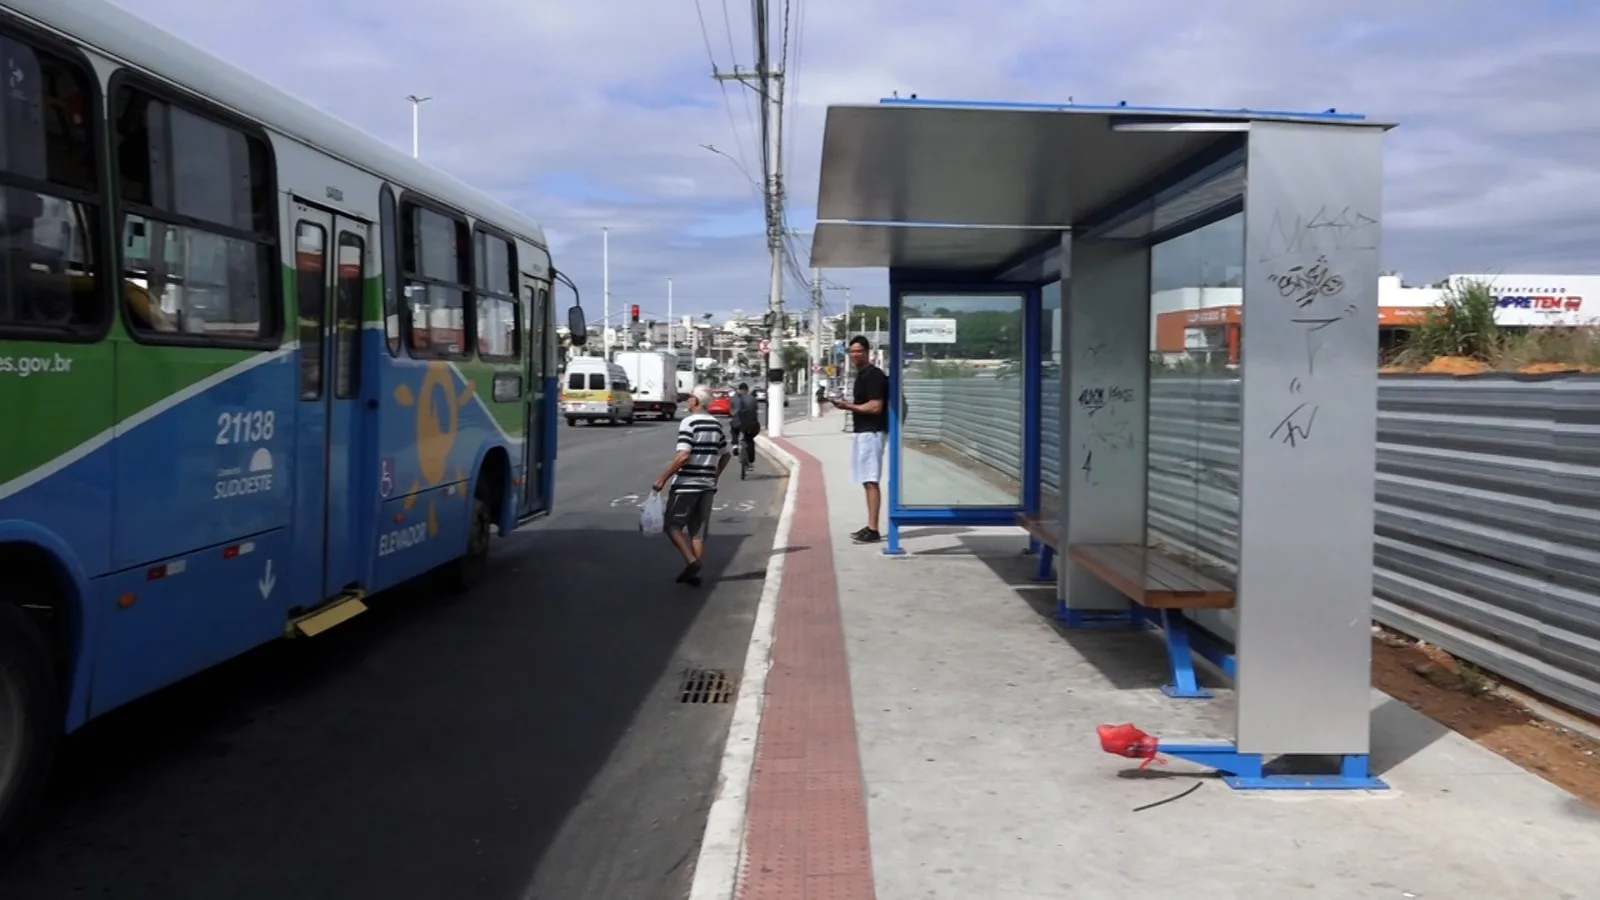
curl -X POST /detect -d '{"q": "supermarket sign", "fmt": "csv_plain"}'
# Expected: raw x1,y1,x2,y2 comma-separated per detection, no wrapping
1492,293,1583,313
1449,275,1600,327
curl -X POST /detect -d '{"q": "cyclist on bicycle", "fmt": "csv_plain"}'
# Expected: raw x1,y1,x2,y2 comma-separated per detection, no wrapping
728,382,761,476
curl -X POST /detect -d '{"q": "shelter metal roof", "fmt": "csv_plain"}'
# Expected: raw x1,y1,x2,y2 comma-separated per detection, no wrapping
811,98,1392,271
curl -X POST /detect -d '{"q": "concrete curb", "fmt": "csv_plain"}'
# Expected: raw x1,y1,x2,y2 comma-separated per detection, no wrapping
686,435,798,900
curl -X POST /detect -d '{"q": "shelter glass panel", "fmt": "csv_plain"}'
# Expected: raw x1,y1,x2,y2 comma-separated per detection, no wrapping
898,292,1025,508
1040,280,1062,523
1146,212,1243,588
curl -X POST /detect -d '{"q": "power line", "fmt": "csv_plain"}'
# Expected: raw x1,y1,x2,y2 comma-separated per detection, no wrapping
719,0,759,155
710,0,789,435
693,0,760,203
697,0,816,434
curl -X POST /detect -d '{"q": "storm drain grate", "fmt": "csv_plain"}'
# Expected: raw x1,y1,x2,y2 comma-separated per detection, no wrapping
678,668,735,704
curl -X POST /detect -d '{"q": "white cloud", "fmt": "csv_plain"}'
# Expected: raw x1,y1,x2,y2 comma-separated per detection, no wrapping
110,0,1600,318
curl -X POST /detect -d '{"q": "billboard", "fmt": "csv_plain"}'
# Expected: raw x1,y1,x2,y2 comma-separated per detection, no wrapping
1450,275,1600,328
905,317,957,343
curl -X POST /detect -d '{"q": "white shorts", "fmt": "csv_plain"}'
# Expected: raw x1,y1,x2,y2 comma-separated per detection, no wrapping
851,431,886,484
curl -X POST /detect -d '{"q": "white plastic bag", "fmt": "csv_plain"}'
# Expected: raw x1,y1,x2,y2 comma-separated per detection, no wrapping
639,490,665,535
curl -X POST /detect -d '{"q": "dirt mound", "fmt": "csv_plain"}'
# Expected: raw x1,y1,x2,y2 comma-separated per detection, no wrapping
1515,362,1584,375
1417,356,1491,375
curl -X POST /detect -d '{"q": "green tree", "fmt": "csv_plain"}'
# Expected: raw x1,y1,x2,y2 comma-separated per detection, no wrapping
835,306,889,340
780,343,809,391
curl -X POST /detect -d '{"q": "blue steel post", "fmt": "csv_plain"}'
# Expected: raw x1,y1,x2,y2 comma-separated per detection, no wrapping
884,280,905,555
1021,284,1043,518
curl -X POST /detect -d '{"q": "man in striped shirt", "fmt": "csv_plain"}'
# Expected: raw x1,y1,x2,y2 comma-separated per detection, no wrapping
652,385,731,586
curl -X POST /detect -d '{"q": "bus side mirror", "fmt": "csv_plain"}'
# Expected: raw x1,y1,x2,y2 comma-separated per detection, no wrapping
567,305,587,345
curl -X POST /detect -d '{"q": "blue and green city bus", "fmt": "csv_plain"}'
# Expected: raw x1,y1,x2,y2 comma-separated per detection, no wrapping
0,0,588,842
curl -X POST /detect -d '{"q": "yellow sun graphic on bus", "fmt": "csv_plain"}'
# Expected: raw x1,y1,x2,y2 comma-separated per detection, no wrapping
394,362,475,533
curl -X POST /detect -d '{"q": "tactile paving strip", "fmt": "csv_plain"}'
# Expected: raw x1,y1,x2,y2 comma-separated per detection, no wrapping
736,441,876,900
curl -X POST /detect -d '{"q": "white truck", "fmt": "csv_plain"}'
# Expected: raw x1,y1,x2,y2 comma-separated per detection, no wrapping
613,350,679,420
675,357,695,400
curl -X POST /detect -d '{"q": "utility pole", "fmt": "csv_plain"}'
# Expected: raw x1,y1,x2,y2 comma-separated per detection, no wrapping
765,68,787,437
809,267,823,418
666,277,674,352
843,285,853,367
406,94,432,158
841,286,853,432
602,227,611,360
714,0,786,436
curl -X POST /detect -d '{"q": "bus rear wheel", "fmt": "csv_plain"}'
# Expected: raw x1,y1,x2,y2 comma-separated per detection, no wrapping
447,489,494,593
0,601,59,855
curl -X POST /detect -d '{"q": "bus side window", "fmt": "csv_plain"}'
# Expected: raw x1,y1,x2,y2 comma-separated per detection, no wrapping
334,232,364,398
538,287,554,375
400,201,470,358
379,186,400,355
473,229,519,361
112,82,277,346
0,34,108,340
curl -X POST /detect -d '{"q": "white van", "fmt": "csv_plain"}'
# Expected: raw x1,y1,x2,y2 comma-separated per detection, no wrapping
561,357,636,426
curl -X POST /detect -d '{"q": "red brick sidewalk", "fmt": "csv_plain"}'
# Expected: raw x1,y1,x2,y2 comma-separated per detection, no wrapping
736,437,876,900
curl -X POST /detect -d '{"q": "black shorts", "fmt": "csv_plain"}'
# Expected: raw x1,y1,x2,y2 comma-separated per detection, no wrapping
666,489,714,538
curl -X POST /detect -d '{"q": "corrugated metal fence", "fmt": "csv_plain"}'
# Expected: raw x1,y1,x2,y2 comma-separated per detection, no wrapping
899,375,1600,720
902,376,1061,499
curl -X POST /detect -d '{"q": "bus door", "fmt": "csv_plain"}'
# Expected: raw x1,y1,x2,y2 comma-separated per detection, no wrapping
520,276,552,515
289,201,371,601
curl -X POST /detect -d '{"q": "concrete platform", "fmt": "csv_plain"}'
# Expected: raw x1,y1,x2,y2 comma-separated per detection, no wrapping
701,415,1600,900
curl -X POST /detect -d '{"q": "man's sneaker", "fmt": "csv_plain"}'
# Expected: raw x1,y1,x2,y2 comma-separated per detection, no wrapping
852,528,881,544
849,526,872,541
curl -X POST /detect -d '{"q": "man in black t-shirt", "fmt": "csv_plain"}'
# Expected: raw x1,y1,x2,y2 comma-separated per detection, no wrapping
832,335,888,544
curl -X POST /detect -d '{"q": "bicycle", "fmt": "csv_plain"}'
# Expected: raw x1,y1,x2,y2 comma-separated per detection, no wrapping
733,426,756,480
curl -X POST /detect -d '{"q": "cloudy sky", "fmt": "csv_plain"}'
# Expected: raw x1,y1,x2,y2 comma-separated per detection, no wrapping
116,0,1599,323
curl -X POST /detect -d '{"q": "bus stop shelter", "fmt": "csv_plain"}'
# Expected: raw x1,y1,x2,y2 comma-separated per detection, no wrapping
810,97,1395,788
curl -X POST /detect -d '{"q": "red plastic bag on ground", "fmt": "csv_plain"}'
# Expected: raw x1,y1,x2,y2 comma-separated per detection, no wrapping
1096,723,1162,770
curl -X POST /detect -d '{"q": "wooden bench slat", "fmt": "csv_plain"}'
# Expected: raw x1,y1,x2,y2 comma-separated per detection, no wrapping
1067,543,1236,610
1143,556,1233,604
1067,545,1146,600
1134,549,1199,594
1148,590,1234,610
1015,513,1059,548
1143,551,1230,594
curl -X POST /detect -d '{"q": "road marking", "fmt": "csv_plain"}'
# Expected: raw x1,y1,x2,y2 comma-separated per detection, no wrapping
608,495,757,512
687,436,797,900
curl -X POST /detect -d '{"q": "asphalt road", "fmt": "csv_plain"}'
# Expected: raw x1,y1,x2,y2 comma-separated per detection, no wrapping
0,413,784,900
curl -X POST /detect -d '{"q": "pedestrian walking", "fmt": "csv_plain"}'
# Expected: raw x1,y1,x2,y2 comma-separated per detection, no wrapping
652,385,730,585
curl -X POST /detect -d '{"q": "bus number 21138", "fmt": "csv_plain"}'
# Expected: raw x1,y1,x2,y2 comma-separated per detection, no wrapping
216,410,277,445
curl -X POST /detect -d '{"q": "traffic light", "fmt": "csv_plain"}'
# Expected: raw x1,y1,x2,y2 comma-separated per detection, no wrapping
630,304,640,323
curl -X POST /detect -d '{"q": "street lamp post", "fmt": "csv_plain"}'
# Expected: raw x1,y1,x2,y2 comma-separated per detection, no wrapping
406,94,432,158
602,227,610,359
